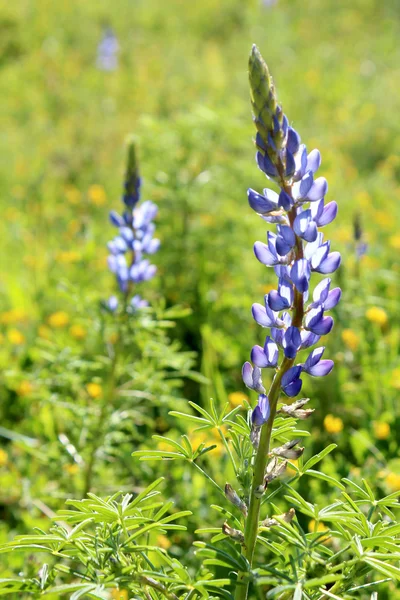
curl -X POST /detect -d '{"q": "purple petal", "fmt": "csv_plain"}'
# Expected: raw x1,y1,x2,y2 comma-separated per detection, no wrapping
251,345,269,368
318,201,338,226
278,189,293,211
307,359,334,377
300,331,320,349
313,278,331,304
306,149,321,174
251,405,264,427
307,177,328,202
283,326,302,359
291,259,311,293
310,244,330,270
294,144,307,179
109,211,124,227
255,132,267,152
271,327,284,346
287,127,301,154
242,361,254,388
324,288,341,310
264,336,279,366
285,149,296,177
312,315,334,336
281,366,303,397
248,188,279,214
304,347,325,369
317,252,341,274
256,151,278,177
268,290,288,311
254,241,278,266
252,303,274,328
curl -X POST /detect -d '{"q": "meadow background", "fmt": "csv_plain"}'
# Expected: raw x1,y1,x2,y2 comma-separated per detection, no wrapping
0,0,400,595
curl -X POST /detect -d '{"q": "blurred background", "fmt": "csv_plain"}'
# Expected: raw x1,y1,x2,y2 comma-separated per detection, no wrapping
0,0,399,584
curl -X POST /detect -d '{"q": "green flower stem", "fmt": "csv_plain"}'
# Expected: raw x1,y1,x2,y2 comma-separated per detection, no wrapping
83,347,118,496
233,356,293,600
234,203,303,600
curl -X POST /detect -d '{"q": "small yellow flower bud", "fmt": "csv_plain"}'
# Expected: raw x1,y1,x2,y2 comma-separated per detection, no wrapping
7,328,25,345
373,421,390,440
48,311,70,328
323,414,344,434
365,307,388,327
70,324,86,340
341,329,360,351
86,383,103,399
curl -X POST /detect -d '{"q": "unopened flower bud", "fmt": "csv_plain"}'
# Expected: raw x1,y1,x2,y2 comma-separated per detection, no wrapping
262,508,295,528
271,439,304,460
222,522,245,544
264,457,288,485
254,484,266,499
225,483,248,516
279,398,314,420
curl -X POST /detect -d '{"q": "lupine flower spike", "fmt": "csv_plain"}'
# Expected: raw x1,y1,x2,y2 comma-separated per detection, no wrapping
235,46,341,600
107,137,160,312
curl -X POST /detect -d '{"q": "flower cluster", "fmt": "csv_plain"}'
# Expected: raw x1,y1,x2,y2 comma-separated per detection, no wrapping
243,46,341,429
107,139,160,311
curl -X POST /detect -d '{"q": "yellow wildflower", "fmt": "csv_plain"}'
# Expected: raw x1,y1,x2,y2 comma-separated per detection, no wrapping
341,329,360,351
56,250,81,264
0,449,8,467
86,383,103,399
228,391,248,408
373,421,390,440
0,309,28,325
70,324,86,340
88,184,107,206
323,414,343,434
390,367,400,390
287,459,299,474
110,590,128,600
48,311,70,328
389,235,400,250
308,519,328,534
38,325,52,340
365,307,388,327
7,329,25,345
64,464,79,476
157,534,172,550
385,472,400,492
16,381,33,397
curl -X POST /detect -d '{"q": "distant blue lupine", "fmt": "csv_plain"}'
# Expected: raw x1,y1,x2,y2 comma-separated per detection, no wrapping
96,27,119,72
107,139,160,312
243,45,341,432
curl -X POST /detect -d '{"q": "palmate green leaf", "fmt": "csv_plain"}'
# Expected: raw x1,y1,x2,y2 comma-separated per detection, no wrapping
363,555,400,580
194,541,249,572
0,579,38,596
302,444,337,472
305,469,345,490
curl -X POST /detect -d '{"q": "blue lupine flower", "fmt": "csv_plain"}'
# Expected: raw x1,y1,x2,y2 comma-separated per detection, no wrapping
96,27,119,72
252,394,271,426
251,337,279,368
107,139,160,308
244,45,341,416
302,347,334,377
242,362,266,393
281,366,303,397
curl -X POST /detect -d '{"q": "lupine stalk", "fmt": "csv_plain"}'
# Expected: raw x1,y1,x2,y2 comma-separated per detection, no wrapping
234,46,341,600
107,136,160,313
